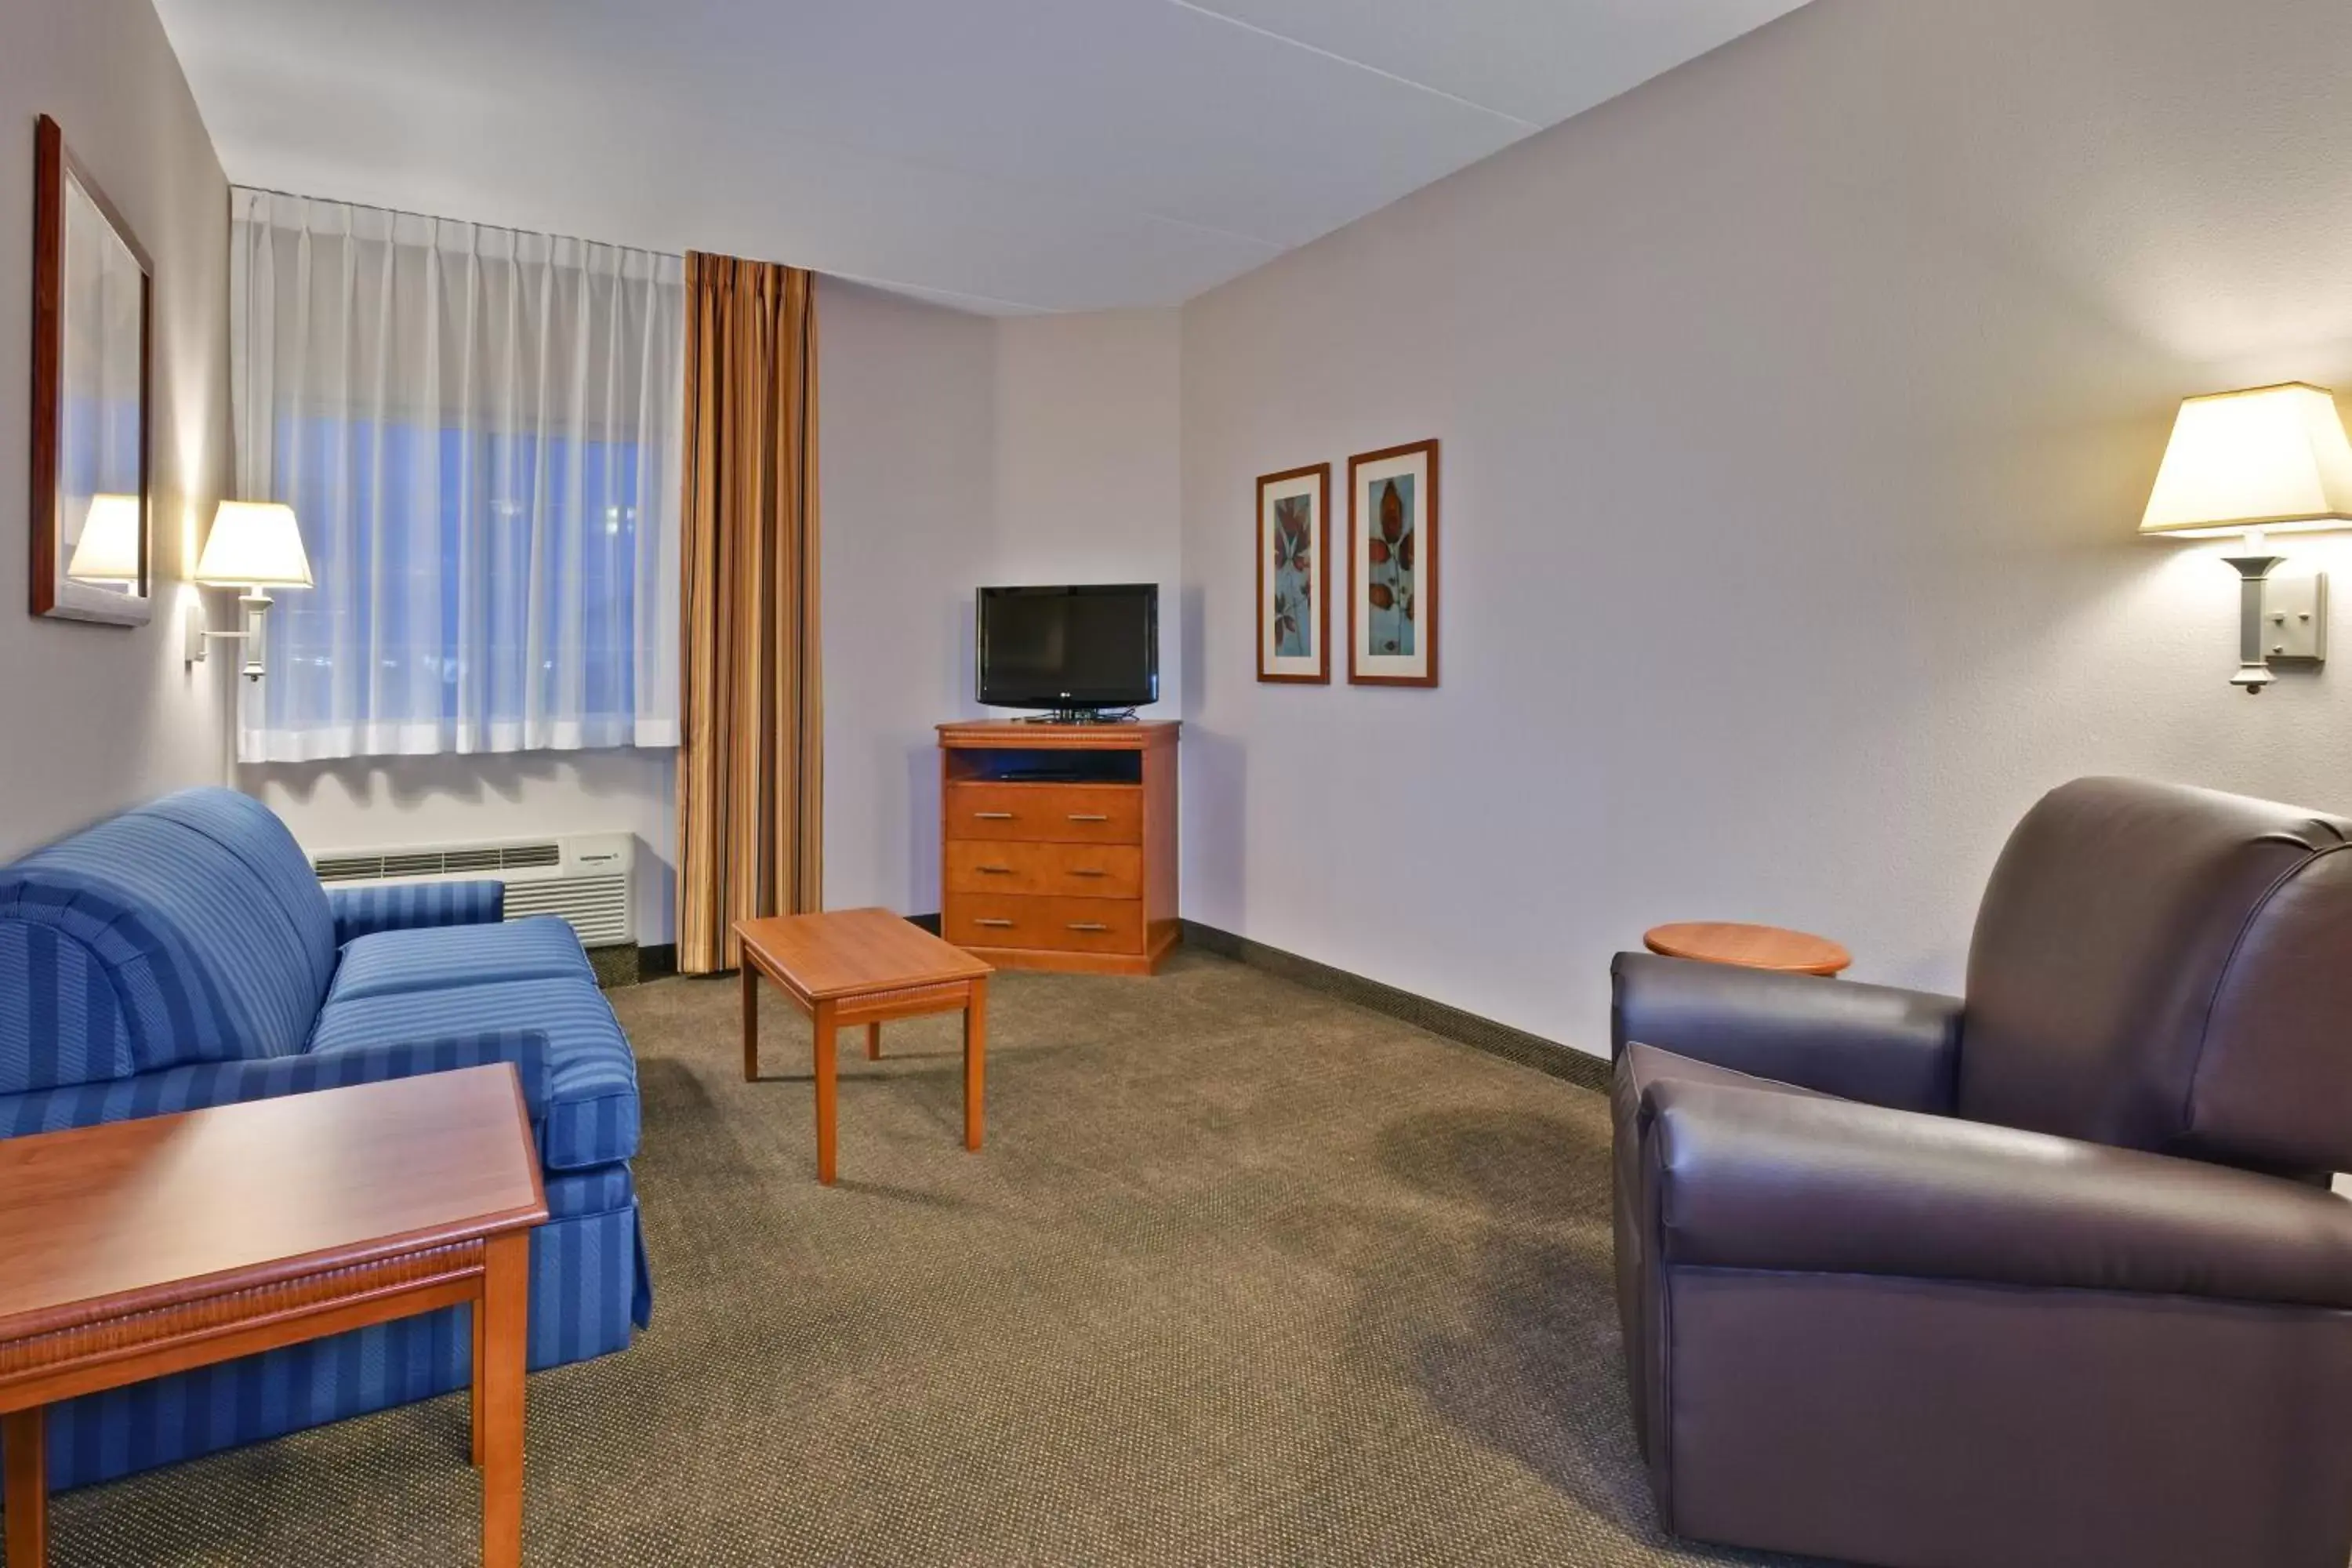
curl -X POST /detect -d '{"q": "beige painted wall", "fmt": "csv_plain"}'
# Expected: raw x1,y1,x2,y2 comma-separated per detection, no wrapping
991,308,1183,719
241,751,678,941
0,0,237,855
823,291,1181,914
1177,0,2352,1054
820,279,997,917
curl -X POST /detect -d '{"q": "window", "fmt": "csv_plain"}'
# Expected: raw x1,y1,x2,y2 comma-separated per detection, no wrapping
230,191,682,760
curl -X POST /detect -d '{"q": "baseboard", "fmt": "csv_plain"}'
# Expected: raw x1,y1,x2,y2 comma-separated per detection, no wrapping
1179,921,1610,1093
606,914,1606,1091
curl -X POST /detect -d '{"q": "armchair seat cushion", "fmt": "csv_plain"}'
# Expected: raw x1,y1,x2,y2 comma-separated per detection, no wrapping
329,916,593,1004
308,978,637,1170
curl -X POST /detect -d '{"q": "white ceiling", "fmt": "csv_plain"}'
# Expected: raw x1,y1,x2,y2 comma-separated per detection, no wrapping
154,0,1809,314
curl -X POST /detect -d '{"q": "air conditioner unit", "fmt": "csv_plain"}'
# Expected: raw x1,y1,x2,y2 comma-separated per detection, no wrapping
310,833,636,949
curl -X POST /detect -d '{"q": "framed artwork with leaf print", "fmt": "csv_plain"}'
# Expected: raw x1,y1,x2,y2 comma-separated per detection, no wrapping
1348,439,1438,686
1257,463,1330,683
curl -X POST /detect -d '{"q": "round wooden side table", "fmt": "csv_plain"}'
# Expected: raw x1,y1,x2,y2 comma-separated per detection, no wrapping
1642,920,1851,977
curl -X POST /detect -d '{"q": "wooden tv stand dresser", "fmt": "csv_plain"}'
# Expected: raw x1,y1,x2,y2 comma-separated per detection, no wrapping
938,720,1179,975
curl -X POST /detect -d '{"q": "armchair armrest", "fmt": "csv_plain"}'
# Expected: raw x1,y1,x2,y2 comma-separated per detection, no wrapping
1636,1075,2352,1309
0,1029,550,1142
329,879,505,944
1611,951,1961,1112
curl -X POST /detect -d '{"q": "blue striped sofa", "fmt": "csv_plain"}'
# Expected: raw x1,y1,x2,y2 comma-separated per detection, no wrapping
0,787,650,1490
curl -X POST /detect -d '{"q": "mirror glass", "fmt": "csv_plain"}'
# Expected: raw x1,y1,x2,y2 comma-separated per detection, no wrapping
34,117,151,625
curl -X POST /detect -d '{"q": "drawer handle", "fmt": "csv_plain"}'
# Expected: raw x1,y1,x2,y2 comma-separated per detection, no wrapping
1069,868,1109,878
975,918,1015,929
1068,813,1110,822
977,865,1013,875
1067,922,1111,933
974,811,1016,821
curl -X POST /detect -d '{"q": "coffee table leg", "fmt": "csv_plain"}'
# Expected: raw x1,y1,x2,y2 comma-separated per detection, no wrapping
963,978,987,1153
741,963,760,1082
814,1000,840,1185
479,1232,529,1568
470,1299,486,1468
866,1021,882,1061
3,1407,45,1568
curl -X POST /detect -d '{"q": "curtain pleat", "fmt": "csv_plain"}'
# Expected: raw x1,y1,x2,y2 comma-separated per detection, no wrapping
677,254,822,975
227,188,684,760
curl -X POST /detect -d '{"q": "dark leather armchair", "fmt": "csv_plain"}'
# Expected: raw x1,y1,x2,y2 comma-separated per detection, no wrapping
1610,777,2352,1568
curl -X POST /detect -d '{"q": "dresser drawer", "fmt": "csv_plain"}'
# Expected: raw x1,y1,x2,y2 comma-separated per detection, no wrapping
945,840,1142,899
946,783,1142,844
946,894,1144,955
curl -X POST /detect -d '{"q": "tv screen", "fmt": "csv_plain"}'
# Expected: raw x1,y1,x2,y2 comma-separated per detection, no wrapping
977,584,1159,711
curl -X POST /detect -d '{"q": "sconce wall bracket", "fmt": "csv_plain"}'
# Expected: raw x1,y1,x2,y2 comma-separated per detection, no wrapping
2221,556,2327,692
183,589,274,681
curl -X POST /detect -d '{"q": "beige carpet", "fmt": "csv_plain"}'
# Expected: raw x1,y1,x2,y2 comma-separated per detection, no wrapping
45,950,1806,1566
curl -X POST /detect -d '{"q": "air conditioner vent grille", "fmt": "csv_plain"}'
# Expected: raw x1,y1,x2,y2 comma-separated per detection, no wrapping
310,841,568,884
505,875,630,948
306,836,633,948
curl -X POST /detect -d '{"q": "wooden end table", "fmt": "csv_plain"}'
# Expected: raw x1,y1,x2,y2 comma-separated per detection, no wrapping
737,909,994,1186
1643,920,1852,977
0,1066,546,1568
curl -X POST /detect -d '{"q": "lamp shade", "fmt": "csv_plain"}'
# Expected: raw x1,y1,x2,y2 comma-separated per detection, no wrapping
2140,383,2352,538
194,500,312,588
65,493,143,583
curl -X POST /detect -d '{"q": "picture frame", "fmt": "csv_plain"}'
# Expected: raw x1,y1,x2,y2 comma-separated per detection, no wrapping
1348,439,1438,686
30,114,154,626
1257,463,1330,683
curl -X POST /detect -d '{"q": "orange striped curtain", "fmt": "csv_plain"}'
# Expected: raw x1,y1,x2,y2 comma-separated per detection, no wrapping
677,253,822,975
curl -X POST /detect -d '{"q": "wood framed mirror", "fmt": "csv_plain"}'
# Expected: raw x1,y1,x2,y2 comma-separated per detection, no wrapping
30,114,153,626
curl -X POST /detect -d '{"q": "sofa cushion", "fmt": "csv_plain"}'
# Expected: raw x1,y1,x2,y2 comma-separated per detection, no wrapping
307,978,637,1169
0,789,334,1085
329,916,593,1004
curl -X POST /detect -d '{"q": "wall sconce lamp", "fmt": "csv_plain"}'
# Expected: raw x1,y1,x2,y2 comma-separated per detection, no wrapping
186,500,311,681
2141,383,2352,692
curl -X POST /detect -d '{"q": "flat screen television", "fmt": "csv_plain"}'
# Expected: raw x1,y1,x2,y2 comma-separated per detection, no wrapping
976,583,1159,713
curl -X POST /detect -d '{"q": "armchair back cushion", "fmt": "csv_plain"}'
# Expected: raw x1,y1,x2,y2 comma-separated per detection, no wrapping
0,789,335,1093
1961,776,2352,1172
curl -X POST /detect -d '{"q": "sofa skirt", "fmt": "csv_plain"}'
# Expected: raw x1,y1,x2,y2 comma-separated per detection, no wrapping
39,1180,648,1492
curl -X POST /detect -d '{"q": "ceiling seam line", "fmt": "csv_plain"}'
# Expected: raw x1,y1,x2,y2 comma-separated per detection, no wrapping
816,267,1062,314
1157,0,1538,129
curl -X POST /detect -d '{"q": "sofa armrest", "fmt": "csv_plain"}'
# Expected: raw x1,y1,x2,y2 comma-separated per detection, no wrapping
329,880,505,944
0,1030,550,1142
1635,1074,2352,1309
1610,951,1961,1112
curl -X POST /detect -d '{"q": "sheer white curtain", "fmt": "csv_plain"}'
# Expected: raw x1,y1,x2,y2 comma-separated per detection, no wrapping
230,189,683,761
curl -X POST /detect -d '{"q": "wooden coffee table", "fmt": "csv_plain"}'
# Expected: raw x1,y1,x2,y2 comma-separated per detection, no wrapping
737,909,993,1185
0,1066,546,1567
1643,920,1852,977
